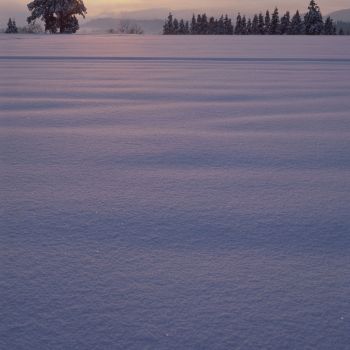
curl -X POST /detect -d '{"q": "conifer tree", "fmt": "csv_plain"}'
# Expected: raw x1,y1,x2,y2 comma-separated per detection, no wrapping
197,14,202,34
208,16,215,34
280,11,291,34
217,15,225,34
163,13,174,34
252,14,259,34
304,0,324,35
241,16,247,35
13,18,19,33
258,13,265,34
185,21,190,34
247,18,252,35
324,17,336,35
163,18,168,34
173,18,179,34
224,14,234,35
214,19,219,34
201,14,209,34
270,7,280,34
290,10,304,34
178,19,186,34
235,13,242,34
190,14,197,34
5,18,18,33
264,10,271,33
338,28,344,35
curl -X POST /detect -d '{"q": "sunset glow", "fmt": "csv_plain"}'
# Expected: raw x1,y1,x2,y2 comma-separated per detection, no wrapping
2,0,349,20
82,0,350,15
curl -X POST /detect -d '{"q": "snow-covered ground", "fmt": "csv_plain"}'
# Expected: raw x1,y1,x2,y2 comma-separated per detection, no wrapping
1,35,350,349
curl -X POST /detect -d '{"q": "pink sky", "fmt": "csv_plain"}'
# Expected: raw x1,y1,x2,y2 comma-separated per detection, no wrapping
1,0,348,25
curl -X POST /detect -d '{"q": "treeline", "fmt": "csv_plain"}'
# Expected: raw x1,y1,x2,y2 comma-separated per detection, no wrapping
163,1,339,35
3,18,44,34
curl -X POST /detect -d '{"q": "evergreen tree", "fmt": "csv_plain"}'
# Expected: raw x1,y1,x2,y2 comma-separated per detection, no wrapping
5,18,18,33
241,16,247,35
269,7,280,34
201,14,209,34
178,19,186,34
197,14,202,34
338,28,344,35
12,18,19,33
290,10,304,34
27,0,87,34
324,17,336,35
185,21,190,34
258,13,265,34
217,15,225,34
247,18,252,35
224,14,234,35
280,11,291,34
163,13,174,34
190,14,197,34
173,18,179,34
235,13,242,34
208,16,215,34
214,19,219,34
252,14,259,34
264,10,271,33
304,0,324,35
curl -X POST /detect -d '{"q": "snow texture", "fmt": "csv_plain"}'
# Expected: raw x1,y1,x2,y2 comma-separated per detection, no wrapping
1,34,350,350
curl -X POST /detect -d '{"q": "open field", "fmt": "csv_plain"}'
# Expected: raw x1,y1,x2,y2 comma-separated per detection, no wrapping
1,35,350,349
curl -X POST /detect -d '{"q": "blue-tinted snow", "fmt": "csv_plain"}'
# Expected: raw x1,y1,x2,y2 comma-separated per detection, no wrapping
1,35,350,350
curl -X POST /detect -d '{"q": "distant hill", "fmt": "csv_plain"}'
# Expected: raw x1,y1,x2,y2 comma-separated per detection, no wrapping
80,7,243,34
108,8,237,21
328,8,350,22
81,18,164,34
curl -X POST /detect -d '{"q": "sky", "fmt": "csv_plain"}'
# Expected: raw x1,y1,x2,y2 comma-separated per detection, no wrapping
0,0,348,26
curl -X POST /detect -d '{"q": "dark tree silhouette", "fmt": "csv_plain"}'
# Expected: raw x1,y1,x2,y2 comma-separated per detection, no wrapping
5,18,18,33
252,14,259,34
27,0,87,33
269,8,280,34
264,10,271,33
163,13,174,34
304,0,324,35
280,11,291,35
324,17,336,35
290,10,304,34
258,13,265,34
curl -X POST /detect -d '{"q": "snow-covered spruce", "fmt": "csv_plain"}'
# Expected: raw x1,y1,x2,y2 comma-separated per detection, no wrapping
304,0,324,35
5,18,18,33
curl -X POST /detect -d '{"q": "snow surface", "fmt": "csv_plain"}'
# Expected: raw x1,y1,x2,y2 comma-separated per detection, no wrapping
1,34,350,349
